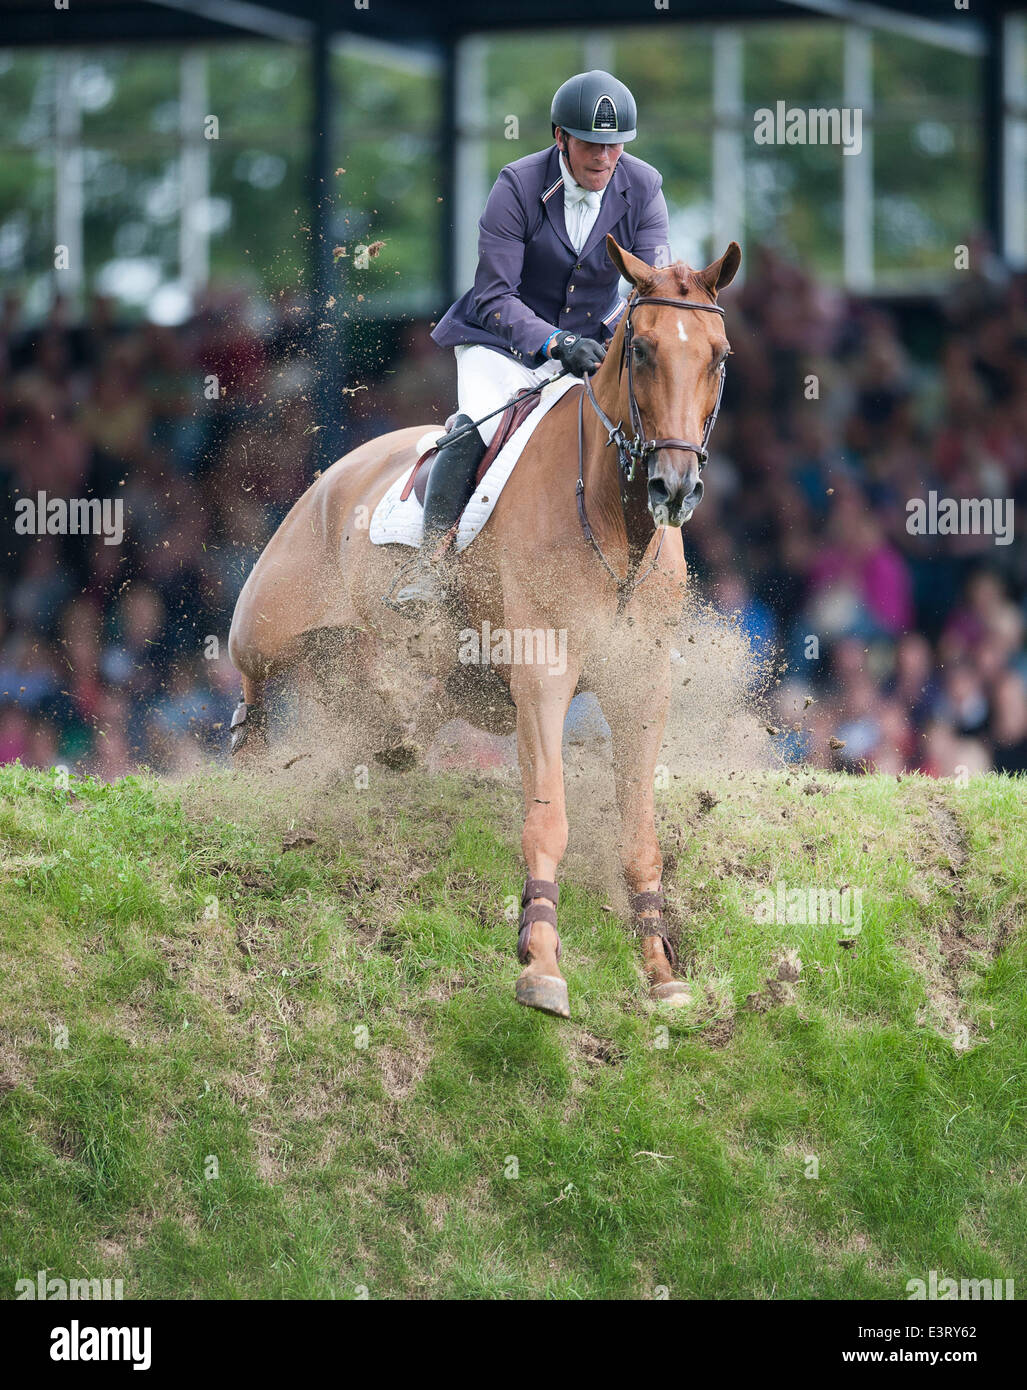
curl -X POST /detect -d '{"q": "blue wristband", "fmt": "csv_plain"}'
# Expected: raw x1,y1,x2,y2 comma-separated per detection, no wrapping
540,330,560,359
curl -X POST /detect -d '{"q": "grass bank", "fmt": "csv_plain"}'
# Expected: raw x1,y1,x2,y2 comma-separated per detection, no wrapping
0,763,1023,1299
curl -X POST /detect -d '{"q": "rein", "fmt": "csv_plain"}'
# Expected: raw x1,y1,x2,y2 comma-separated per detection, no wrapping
430,368,570,451
576,292,727,608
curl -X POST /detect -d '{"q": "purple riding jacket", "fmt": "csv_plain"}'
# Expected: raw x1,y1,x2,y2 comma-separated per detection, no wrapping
431,143,671,367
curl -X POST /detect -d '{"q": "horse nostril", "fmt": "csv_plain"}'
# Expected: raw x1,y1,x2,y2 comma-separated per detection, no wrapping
648,475,672,506
648,470,703,521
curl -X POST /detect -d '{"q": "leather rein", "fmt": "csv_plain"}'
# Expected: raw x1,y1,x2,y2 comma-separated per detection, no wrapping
576,292,727,607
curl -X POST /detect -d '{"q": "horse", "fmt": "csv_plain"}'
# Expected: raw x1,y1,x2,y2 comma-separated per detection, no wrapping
228,234,740,1018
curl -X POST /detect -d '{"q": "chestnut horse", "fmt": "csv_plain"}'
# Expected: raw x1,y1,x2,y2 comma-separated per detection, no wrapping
228,235,739,1018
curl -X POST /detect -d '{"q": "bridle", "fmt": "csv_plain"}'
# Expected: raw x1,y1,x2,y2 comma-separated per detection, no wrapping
576,291,728,607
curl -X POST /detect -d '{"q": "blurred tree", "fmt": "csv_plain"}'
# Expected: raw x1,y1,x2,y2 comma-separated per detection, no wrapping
0,22,995,318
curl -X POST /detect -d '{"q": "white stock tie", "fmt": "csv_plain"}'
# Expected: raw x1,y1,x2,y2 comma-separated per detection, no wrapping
564,183,601,214
560,154,603,254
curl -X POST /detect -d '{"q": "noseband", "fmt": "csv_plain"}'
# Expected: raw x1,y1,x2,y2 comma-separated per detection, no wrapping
576,292,728,606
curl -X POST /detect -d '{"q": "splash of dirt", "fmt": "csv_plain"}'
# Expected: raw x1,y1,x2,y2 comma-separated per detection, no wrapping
215,572,777,924
559,589,776,910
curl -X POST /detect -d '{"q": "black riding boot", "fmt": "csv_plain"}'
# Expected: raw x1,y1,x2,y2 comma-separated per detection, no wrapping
388,414,486,613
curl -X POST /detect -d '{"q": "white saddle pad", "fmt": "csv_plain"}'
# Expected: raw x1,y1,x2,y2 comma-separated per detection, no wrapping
369,374,578,552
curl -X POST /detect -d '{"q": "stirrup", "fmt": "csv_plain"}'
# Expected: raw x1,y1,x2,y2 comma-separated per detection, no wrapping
381,525,457,616
382,552,442,615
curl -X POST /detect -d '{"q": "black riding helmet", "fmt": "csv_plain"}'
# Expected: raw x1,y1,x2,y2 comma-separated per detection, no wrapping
551,70,637,144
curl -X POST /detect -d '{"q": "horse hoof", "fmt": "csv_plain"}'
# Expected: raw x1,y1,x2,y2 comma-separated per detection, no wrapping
230,701,266,758
515,973,570,1019
651,981,692,1007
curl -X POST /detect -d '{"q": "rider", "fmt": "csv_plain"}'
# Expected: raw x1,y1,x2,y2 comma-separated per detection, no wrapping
391,69,672,610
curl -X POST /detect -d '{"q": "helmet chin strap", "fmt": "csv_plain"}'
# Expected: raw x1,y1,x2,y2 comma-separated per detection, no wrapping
556,135,585,186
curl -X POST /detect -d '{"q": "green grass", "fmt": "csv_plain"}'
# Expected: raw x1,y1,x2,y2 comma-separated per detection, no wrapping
0,762,1024,1299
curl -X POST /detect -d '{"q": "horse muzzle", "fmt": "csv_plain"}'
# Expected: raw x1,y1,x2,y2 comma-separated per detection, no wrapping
647,467,704,527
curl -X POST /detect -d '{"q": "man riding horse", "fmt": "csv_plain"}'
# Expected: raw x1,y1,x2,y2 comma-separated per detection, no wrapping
228,61,739,1018
391,69,672,610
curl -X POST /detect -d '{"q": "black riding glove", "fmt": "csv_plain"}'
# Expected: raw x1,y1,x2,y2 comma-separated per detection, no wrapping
548,332,606,377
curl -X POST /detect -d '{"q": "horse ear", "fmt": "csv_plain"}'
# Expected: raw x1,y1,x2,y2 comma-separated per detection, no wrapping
606,234,654,287
697,241,741,296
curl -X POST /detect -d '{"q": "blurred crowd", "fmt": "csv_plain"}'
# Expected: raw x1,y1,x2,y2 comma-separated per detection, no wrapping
699,240,1027,776
0,285,328,778
1,243,1026,779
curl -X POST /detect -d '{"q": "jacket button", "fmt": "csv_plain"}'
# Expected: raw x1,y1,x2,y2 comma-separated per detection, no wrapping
569,285,575,292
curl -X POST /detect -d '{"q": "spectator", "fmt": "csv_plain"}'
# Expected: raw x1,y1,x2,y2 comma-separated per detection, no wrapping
990,670,1027,774
1,249,1024,778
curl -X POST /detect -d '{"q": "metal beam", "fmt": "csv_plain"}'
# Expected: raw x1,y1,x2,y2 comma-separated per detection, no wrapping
179,48,210,300
441,38,458,305
0,5,250,46
1004,15,1027,265
712,26,744,272
54,53,84,303
331,32,440,76
843,24,873,289
982,9,1005,256
146,0,312,44
309,7,339,467
775,0,985,54
453,34,487,298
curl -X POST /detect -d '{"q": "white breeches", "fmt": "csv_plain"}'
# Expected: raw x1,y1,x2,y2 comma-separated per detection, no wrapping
454,344,563,446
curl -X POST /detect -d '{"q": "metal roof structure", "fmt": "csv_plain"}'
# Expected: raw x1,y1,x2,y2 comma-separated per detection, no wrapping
6,0,1021,461
1,0,1022,46
5,1,1021,273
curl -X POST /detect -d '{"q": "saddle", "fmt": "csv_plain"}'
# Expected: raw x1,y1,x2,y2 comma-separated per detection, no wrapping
400,387,544,508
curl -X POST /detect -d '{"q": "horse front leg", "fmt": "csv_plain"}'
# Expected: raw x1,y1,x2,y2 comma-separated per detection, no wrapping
510,661,580,1019
603,658,691,1005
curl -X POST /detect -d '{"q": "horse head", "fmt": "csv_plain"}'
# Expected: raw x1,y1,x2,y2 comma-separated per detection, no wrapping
604,235,740,526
